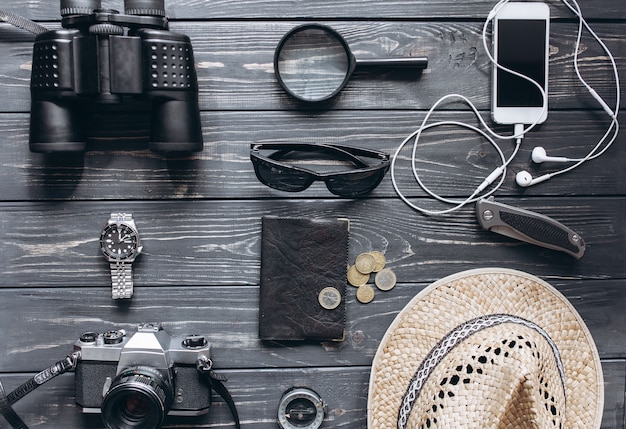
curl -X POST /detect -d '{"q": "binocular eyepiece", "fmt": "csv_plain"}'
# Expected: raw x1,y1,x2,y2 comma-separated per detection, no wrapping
60,0,165,17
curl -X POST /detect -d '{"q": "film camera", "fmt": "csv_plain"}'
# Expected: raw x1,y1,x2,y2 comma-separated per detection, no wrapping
74,323,212,429
29,0,203,153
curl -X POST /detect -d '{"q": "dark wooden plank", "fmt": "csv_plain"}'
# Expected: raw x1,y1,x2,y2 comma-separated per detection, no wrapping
603,360,626,429
0,110,622,200
0,362,622,429
0,0,622,20
0,198,623,288
0,369,370,429
0,22,622,112
0,278,624,372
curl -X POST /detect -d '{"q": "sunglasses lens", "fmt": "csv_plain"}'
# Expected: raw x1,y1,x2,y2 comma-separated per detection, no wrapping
326,170,385,196
254,161,312,192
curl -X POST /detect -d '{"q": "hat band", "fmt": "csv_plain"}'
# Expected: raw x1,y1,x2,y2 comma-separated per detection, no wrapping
397,313,566,429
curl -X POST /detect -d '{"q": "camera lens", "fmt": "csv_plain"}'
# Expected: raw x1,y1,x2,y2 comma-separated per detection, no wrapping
60,0,102,17
124,0,165,16
101,366,172,429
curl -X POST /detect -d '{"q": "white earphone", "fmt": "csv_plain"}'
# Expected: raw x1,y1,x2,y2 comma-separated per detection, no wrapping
515,170,553,187
517,0,620,188
391,0,620,212
531,146,574,163
518,145,578,186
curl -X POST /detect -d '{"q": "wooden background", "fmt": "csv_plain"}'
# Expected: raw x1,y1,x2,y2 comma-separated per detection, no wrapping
0,0,624,427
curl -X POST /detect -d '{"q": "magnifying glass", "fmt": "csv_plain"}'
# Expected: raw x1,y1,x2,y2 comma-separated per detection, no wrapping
274,23,428,103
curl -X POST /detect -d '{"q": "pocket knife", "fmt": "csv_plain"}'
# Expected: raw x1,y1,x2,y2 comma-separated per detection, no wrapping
475,197,585,259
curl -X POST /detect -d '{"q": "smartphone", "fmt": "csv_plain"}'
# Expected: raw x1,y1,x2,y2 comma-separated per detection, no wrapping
491,2,550,125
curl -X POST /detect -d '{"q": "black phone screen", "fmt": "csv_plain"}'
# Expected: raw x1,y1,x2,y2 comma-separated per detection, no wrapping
496,19,547,107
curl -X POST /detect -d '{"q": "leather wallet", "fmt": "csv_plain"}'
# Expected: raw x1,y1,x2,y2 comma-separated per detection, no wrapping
259,217,349,341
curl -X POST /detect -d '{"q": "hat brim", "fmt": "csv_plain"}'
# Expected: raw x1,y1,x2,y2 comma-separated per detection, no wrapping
367,268,603,429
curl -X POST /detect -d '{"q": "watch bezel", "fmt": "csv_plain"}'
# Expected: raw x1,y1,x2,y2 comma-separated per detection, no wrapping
100,222,141,261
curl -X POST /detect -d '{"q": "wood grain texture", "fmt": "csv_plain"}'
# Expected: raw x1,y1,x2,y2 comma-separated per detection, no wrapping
0,22,623,112
0,369,371,429
0,0,624,427
0,111,623,200
0,361,624,429
0,0,624,20
0,279,625,371
0,198,623,288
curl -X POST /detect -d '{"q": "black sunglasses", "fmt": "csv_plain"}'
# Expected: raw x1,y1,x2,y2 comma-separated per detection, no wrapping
250,143,390,197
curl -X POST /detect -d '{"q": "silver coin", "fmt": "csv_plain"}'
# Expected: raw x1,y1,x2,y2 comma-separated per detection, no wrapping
374,268,397,291
318,287,342,310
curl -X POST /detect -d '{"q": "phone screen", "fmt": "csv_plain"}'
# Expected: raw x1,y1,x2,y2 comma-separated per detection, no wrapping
496,19,547,107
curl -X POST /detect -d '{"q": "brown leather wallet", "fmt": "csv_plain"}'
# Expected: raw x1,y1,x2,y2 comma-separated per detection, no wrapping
258,217,349,341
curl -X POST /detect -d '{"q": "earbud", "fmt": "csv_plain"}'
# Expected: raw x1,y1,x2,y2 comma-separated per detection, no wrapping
531,147,572,164
516,171,552,187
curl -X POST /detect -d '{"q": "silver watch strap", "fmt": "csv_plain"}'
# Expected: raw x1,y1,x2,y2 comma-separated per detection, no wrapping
111,212,134,223
110,262,133,299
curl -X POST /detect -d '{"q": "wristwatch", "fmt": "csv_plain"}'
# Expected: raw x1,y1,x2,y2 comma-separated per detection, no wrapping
99,213,143,299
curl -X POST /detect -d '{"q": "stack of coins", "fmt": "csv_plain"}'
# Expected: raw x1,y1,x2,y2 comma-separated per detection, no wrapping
347,251,397,304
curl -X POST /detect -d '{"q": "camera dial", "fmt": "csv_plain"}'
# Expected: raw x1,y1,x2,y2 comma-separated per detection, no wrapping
103,330,126,345
79,332,99,343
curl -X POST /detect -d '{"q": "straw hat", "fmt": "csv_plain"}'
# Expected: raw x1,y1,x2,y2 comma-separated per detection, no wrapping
368,268,603,429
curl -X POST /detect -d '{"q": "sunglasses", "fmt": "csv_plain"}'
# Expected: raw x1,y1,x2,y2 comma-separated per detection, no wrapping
250,143,390,197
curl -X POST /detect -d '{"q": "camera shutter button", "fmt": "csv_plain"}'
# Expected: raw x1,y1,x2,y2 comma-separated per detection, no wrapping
89,23,124,36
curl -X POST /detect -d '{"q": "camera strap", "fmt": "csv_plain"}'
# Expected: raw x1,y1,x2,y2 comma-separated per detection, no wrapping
0,382,27,429
0,10,48,35
0,353,79,429
196,358,241,429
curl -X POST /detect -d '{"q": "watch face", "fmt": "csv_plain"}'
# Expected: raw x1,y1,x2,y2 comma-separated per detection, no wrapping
100,223,139,260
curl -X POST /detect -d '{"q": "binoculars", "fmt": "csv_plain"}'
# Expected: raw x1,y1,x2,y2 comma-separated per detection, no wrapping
29,0,203,153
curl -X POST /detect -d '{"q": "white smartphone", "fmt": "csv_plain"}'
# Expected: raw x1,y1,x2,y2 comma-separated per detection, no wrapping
491,2,550,125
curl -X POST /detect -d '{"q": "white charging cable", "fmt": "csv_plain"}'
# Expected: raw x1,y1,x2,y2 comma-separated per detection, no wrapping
391,0,620,215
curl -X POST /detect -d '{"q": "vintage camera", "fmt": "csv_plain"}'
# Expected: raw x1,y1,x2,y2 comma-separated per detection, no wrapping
74,323,212,429
29,0,203,153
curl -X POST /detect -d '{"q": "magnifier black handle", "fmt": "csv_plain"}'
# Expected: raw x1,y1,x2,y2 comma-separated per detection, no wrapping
356,57,428,69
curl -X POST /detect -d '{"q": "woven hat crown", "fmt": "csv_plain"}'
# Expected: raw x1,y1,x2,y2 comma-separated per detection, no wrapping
367,268,603,429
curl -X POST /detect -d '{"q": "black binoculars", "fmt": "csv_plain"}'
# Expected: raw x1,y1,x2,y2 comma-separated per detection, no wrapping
29,0,203,153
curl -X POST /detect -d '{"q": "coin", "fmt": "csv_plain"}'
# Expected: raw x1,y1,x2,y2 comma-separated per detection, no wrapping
369,251,386,272
356,284,375,304
318,287,341,310
355,252,376,274
374,268,397,291
347,265,369,287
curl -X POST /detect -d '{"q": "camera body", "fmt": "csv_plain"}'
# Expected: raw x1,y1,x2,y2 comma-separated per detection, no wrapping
74,323,212,428
29,0,203,153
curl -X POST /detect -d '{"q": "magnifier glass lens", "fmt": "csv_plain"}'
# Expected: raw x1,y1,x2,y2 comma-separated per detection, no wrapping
276,27,351,102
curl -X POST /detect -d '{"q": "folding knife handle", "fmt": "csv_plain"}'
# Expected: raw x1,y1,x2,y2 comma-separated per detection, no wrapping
476,198,585,259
